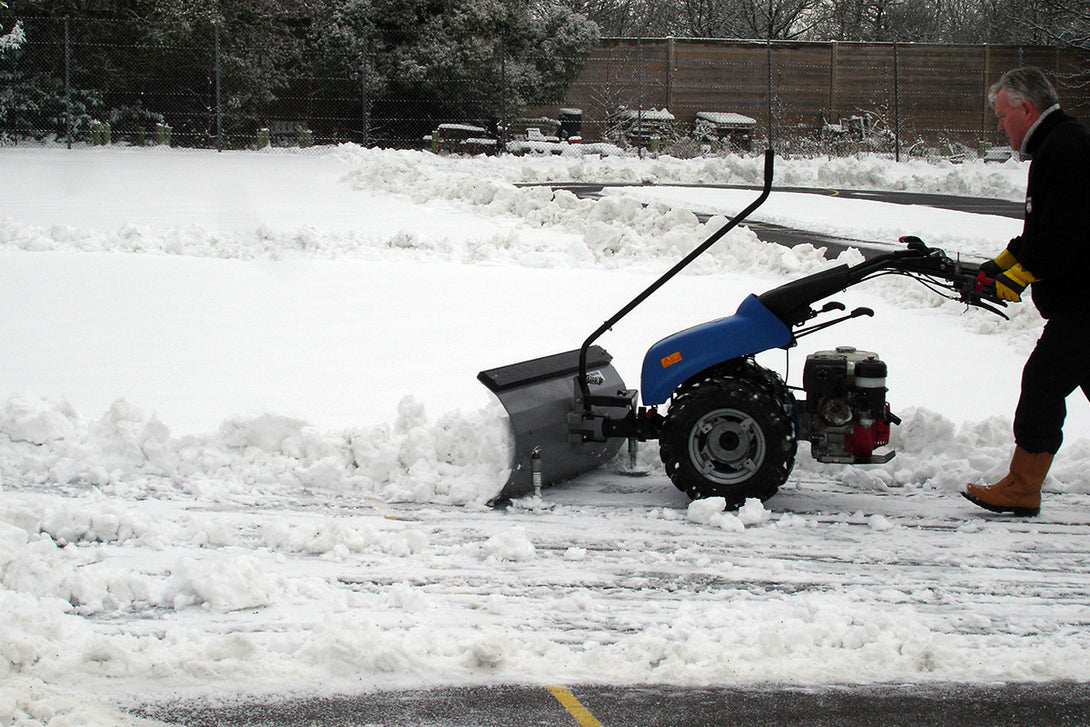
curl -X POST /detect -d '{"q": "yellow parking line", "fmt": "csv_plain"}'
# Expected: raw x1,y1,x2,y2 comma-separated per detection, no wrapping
546,685,603,727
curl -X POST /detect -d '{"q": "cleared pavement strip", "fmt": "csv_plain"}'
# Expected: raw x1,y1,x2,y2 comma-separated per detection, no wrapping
138,682,1090,726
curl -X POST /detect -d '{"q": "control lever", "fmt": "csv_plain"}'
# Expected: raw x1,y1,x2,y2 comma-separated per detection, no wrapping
794,306,875,338
900,235,931,254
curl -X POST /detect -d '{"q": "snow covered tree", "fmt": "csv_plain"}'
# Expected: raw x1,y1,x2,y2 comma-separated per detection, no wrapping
125,0,325,144
0,0,320,145
0,3,95,141
311,0,598,141
0,2,23,53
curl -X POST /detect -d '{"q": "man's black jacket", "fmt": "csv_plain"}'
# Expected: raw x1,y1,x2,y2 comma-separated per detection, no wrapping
1007,109,1090,319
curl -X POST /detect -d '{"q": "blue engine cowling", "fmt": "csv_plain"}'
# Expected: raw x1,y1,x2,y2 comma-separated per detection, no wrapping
640,294,793,406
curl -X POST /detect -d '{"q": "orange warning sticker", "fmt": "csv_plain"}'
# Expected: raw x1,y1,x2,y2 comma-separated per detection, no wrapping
661,351,683,368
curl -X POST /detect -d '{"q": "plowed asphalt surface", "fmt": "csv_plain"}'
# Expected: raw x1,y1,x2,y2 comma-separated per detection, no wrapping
134,188,1085,727
140,681,1090,726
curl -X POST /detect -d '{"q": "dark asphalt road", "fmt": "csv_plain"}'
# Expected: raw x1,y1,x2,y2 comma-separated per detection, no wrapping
138,682,1090,726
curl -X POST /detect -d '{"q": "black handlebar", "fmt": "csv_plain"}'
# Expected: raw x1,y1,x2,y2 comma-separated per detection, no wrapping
757,236,1007,327
576,148,777,412
574,156,1005,414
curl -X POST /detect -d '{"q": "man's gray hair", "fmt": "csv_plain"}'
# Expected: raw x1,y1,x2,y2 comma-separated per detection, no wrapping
988,66,1060,110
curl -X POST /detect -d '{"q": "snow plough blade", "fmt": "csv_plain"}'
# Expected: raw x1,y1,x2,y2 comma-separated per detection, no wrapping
478,346,629,501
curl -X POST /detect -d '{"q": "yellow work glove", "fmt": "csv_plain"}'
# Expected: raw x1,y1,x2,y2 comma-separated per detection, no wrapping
978,248,1019,279
993,263,1038,302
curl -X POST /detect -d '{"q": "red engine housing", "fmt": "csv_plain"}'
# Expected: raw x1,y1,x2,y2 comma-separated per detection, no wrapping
802,348,896,465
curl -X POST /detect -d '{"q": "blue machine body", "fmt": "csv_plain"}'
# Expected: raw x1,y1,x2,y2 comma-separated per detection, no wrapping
640,294,793,406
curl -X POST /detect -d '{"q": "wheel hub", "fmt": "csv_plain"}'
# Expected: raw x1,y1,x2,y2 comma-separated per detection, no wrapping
688,407,767,485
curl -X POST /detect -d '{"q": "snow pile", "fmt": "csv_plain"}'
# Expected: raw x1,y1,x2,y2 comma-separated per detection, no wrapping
826,406,1090,496
262,517,429,559
0,677,160,727
482,526,537,561
687,498,782,531
0,391,510,506
337,144,1028,200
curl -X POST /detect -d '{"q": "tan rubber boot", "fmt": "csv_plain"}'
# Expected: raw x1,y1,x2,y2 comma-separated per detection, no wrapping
963,445,1052,517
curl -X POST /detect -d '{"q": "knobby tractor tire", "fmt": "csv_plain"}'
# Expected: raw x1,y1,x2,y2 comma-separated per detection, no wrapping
660,363,797,508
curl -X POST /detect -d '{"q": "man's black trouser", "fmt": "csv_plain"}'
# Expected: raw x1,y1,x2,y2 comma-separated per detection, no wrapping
1014,312,1090,454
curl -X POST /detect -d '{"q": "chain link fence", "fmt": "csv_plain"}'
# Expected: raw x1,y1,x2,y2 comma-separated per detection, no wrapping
2,16,399,149
1,16,518,150
3,16,1088,157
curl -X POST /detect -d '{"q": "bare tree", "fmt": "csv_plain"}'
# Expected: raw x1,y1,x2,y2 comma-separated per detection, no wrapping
679,0,746,37
553,0,651,36
557,0,821,38
805,0,902,40
736,0,822,38
1023,0,1090,50
552,0,1090,58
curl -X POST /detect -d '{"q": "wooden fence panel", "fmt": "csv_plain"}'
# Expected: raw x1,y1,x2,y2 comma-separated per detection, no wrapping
671,41,771,123
830,44,896,122
769,43,833,132
546,38,1089,149
894,45,987,141
563,40,670,142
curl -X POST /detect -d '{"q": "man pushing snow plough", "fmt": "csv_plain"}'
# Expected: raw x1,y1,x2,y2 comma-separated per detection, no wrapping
479,149,1009,510
961,67,1090,518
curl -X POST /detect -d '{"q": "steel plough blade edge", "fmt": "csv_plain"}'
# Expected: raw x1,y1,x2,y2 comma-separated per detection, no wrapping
478,345,627,501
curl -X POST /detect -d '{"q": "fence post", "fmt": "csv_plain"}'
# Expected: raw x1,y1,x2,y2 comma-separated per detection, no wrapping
766,39,773,149
64,16,72,149
666,37,675,113
766,0,774,151
361,28,370,147
637,33,643,158
498,34,506,151
214,21,222,151
893,41,900,162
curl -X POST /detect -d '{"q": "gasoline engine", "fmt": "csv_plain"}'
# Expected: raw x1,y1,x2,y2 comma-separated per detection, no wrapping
800,346,899,464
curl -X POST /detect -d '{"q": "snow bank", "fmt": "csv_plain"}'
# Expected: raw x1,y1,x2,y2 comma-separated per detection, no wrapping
1,146,1027,270
0,168,842,279
0,677,161,727
4,389,1084,530
336,145,1027,200
0,392,510,506
822,405,1090,496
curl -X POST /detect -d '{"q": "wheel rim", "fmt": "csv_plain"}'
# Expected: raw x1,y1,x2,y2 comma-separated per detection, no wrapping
687,407,767,486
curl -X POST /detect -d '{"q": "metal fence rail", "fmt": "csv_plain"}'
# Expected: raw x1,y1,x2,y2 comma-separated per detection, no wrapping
2,16,1088,157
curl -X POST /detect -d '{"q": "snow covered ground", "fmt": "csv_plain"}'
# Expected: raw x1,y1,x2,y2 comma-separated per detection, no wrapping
2,145,1090,726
